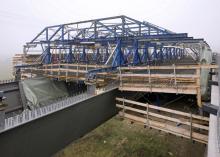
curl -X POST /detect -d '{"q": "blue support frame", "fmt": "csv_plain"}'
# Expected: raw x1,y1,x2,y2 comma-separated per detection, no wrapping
112,39,125,67
43,45,51,64
151,45,157,61
65,46,73,63
104,47,109,62
141,43,149,64
132,40,141,65
80,47,87,63
158,46,163,61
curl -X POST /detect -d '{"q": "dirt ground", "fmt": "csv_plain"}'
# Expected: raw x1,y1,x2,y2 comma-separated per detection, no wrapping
53,116,206,157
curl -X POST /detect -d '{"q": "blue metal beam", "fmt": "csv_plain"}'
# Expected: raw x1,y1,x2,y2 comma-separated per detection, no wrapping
112,39,125,67
132,40,141,65
65,46,73,63
141,43,149,64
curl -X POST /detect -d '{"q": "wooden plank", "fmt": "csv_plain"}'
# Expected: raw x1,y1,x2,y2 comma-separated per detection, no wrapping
121,83,199,89
119,77,197,82
43,64,108,68
116,98,209,121
120,112,208,144
120,64,218,70
119,86,197,94
120,73,199,78
116,104,209,130
42,68,87,73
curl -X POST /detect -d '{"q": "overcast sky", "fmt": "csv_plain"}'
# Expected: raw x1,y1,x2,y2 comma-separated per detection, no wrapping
0,0,220,61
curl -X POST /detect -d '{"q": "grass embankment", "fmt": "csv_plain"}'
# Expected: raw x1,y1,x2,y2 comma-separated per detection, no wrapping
54,116,205,157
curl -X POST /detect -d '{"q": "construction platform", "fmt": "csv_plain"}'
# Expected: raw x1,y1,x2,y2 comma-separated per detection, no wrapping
18,63,217,107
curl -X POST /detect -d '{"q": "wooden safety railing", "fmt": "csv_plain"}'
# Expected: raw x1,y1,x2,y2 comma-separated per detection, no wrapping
116,97,209,144
118,64,218,107
22,63,113,85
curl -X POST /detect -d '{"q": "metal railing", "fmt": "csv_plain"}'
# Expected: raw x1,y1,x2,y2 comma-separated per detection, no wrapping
0,92,90,133
0,79,16,85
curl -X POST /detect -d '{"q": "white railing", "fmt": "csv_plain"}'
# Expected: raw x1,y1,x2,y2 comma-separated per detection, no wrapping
0,79,16,85
1,92,91,133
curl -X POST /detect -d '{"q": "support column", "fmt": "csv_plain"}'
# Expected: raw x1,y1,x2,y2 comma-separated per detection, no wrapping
112,39,125,67
158,46,163,61
66,45,73,63
44,44,51,64
133,40,141,65
96,48,100,64
81,46,86,63
152,45,157,61
142,43,149,64
104,47,109,62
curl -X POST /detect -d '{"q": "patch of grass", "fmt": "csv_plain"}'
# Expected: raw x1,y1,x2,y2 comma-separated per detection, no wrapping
54,116,205,157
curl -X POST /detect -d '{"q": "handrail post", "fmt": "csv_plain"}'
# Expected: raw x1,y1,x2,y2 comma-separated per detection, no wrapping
196,66,202,107
190,112,193,140
122,97,125,117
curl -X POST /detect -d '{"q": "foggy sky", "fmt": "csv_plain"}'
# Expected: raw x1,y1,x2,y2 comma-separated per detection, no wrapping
0,0,220,63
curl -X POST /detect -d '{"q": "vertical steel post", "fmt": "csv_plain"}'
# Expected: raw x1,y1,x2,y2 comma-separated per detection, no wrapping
81,46,86,63
66,45,73,63
94,21,97,38
122,17,125,36
159,46,163,61
96,48,100,64
152,45,157,61
133,40,141,65
112,39,125,67
44,44,51,64
104,47,109,62
142,43,149,64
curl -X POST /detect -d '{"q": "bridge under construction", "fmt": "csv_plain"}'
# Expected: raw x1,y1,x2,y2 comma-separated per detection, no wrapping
0,15,219,157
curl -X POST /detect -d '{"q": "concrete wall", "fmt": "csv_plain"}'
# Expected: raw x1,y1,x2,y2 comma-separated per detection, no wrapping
0,89,118,157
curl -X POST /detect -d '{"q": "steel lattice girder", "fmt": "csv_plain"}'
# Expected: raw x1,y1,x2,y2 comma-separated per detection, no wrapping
28,15,174,44
23,15,210,66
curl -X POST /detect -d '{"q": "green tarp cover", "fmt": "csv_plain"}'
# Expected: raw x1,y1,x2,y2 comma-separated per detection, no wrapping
21,77,68,109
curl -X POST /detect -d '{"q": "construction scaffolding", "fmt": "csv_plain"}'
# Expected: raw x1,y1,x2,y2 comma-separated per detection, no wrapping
14,15,215,107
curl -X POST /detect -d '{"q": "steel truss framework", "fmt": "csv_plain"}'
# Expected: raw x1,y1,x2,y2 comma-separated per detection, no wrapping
24,15,209,67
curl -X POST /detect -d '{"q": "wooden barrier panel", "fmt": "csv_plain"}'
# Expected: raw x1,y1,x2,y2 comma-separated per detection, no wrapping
117,64,204,107
116,97,209,144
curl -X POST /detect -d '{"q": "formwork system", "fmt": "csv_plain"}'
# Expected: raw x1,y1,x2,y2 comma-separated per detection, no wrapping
13,16,216,143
